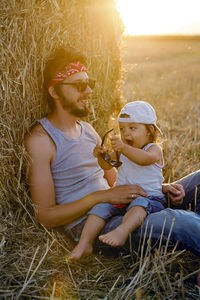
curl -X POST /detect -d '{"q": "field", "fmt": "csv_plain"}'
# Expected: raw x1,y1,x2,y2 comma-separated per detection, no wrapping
121,36,200,183
1,36,200,299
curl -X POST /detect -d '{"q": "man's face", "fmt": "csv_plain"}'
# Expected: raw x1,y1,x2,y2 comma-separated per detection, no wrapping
55,72,92,117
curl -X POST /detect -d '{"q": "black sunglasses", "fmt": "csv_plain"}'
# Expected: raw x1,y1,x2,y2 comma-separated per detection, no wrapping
100,129,122,168
60,79,95,92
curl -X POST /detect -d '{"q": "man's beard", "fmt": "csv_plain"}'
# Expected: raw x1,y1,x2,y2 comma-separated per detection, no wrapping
70,106,89,117
60,97,89,117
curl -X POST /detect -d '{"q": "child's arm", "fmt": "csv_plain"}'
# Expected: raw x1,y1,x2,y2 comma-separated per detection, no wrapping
111,136,162,166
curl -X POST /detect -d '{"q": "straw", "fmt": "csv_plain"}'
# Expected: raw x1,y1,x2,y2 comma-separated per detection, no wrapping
1,0,200,298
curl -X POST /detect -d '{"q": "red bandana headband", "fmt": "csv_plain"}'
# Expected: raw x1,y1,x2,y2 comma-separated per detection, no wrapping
47,61,87,89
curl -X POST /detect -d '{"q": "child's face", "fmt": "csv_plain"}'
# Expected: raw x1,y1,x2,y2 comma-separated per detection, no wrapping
119,122,150,149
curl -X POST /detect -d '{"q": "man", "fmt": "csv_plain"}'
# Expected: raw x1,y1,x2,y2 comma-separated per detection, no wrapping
25,47,200,259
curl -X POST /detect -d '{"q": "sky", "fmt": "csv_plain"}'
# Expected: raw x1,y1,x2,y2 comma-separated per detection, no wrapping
116,0,200,35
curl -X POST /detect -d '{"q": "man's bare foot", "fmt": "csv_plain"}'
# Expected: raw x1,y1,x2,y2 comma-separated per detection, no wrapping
99,226,129,247
69,242,93,261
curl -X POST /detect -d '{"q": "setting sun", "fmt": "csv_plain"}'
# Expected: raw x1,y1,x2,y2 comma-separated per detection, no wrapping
116,0,200,35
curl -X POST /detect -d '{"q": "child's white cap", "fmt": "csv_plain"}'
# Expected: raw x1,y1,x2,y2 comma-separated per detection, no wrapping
118,100,161,133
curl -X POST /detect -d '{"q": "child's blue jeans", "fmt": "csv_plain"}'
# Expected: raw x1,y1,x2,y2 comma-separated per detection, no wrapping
88,195,166,219
68,171,200,256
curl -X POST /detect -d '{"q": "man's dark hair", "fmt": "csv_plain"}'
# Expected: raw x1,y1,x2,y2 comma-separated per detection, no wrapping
43,47,87,111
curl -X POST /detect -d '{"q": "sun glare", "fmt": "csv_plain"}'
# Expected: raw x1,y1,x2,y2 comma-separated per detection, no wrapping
116,0,200,35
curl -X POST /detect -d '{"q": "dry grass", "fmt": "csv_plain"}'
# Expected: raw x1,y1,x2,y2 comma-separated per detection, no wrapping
121,36,200,182
0,0,200,298
1,221,200,299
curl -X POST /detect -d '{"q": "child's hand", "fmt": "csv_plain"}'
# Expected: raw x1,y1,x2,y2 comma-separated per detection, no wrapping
93,144,106,158
110,135,124,152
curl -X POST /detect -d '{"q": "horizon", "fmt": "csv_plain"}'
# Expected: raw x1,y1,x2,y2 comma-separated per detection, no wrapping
124,34,200,38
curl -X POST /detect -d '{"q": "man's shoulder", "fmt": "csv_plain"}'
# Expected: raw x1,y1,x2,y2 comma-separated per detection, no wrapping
81,121,94,131
24,122,54,152
81,121,98,135
81,121,100,142
25,123,56,166
25,122,47,141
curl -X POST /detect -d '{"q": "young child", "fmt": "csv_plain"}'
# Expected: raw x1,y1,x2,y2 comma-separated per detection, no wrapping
69,100,166,261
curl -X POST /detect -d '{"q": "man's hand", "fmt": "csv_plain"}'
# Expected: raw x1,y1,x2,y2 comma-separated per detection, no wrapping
99,185,148,205
162,183,185,206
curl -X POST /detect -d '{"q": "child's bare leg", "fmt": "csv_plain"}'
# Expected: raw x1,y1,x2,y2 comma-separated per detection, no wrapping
69,215,105,261
99,206,146,247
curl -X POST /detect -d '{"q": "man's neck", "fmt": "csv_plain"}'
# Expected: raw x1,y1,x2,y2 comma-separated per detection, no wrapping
47,109,81,139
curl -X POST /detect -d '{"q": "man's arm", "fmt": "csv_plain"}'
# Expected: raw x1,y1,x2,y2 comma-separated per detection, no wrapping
104,168,116,187
25,125,147,229
25,126,104,228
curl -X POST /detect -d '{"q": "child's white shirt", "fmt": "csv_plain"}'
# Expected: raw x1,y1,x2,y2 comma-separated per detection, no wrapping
116,143,164,197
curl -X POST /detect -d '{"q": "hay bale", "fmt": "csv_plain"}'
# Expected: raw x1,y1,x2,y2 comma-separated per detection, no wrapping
0,0,123,297
0,0,123,211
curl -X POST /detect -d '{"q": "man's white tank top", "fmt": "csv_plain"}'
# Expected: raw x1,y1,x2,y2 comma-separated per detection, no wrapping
116,143,164,197
39,118,109,229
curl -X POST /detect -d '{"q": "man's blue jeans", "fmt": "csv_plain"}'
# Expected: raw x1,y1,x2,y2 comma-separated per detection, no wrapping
68,171,200,256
